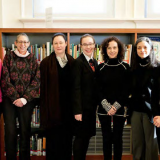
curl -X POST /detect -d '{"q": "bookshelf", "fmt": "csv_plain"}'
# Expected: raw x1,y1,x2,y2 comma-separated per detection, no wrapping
1,28,160,160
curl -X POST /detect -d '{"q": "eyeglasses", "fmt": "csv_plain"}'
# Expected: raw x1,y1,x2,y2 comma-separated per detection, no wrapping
17,41,29,44
81,43,95,47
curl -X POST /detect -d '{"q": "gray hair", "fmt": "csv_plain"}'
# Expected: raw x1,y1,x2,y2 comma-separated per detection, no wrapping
16,33,29,42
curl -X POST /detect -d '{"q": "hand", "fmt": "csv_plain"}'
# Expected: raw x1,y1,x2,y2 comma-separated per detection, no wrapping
13,99,24,107
107,106,116,116
75,114,82,121
153,116,160,127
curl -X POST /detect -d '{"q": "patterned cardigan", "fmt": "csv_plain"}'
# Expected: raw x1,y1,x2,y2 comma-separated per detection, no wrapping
1,50,40,102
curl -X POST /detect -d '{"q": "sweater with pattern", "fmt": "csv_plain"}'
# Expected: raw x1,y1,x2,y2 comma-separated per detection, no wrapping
1,50,40,102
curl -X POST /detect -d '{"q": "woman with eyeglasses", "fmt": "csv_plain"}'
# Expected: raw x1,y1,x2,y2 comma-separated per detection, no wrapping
40,33,74,160
72,34,98,160
1,33,40,160
130,37,159,160
97,37,130,160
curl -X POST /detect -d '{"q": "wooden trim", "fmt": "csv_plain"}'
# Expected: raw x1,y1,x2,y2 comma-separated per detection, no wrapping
1,28,160,34
67,33,70,54
135,33,137,43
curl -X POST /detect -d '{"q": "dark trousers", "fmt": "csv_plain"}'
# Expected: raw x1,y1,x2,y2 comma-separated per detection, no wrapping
98,115,126,160
131,112,158,160
156,127,160,153
3,97,34,160
73,135,91,160
46,124,73,160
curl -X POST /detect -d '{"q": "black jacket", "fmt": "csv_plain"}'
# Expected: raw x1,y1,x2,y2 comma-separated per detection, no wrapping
130,58,160,121
72,53,98,137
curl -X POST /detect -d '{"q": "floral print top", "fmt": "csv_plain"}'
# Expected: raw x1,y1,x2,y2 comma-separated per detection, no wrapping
1,50,40,102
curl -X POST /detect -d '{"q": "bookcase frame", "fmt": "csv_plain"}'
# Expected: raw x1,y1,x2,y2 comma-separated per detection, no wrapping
1,28,160,160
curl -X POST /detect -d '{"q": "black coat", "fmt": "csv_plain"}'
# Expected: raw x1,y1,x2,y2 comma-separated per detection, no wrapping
130,62,160,121
40,52,74,129
72,53,98,137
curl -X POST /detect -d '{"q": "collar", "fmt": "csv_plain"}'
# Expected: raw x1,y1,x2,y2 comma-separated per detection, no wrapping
14,49,30,57
83,52,93,63
106,58,119,65
56,54,68,68
138,56,150,67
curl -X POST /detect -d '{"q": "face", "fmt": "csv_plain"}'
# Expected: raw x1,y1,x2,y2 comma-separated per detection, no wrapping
106,40,119,59
14,35,30,55
52,36,67,55
137,41,151,59
81,37,95,58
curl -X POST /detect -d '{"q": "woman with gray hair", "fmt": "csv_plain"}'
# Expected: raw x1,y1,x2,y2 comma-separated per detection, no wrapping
130,37,159,160
1,33,40,160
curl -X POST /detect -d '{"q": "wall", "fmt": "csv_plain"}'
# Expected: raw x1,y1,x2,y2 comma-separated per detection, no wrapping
1,0,23,28
1,0,160,28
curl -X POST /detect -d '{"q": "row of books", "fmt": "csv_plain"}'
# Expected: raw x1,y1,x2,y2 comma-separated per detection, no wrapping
2,43,132,65
3,37,160,64
4,134,46,156
31,106,40,128
30,134,46,156
149,37,160,61
15,106,40,128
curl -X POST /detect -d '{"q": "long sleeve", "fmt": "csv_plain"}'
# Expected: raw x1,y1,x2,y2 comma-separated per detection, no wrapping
151,66,160,117
72,60,82,115
23,56,40,102
1,52,20,101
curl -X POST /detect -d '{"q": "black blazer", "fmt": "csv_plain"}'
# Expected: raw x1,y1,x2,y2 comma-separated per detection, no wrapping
72,53,98,137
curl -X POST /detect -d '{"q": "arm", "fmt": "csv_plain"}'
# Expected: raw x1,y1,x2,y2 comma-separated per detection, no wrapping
1,51,20,101
96,64,113,114
23,55,40,102
112,64,131,111
72,60,83,117
152,66,160,120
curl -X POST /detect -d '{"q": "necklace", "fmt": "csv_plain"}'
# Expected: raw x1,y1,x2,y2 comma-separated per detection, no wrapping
139,62,150,67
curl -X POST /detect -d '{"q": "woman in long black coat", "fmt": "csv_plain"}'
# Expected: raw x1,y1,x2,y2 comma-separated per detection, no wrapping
40,33,74,160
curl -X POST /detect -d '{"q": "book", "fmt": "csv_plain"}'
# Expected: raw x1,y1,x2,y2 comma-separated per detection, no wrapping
123,44,132,65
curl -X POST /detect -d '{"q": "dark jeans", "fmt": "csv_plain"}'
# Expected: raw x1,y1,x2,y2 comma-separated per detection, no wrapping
98,115,126,160
46,124,73,160
3,97,34,160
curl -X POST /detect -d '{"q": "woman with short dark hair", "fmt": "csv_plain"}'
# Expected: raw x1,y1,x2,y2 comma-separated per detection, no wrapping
97,36,130,160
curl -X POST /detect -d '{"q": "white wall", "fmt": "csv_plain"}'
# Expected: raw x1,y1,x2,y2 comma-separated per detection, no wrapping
1,0,160,28
2,0,23,28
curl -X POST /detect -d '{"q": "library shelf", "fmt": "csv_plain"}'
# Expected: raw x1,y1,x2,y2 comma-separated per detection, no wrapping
1,28,160,160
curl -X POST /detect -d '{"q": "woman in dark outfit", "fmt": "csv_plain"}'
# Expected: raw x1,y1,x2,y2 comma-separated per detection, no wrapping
97,37,130,160
130,37,159,160
40,33,74,160
1,33,40,160
72,34,98,160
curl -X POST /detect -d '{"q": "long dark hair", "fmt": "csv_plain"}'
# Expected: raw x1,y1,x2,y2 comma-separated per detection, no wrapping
101,36,125,62
131,37,157,70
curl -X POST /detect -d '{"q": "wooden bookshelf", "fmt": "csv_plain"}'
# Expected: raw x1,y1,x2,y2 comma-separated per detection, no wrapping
1,28,160,160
